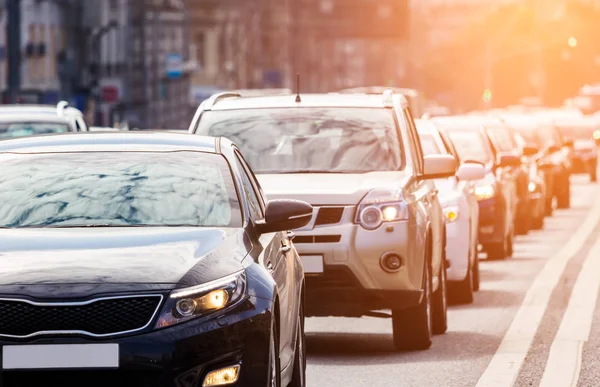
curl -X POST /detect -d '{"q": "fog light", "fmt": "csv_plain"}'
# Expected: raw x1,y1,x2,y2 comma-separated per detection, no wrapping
203,365,240,386
528,182,536,193
380,252,403,273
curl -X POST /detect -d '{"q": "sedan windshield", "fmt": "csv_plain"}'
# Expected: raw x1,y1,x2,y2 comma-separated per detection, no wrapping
0,152,241,228
0,122,71,138
197,108,403,173
445,130,492,165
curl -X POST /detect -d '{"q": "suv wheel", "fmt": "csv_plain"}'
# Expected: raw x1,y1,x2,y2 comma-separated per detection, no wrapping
432,262,448,334
557,176,571,209
486,231,511,260
392,260,432,351
473,250,481,292
450,259,474,304
289,304,306,387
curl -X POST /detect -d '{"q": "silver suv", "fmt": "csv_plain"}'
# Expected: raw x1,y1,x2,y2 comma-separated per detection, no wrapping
189,91,457,350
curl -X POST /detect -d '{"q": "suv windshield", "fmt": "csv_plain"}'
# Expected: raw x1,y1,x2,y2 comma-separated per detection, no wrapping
0,152,241,228
0,122,70,138
445,129,493,165
197,108,403,173
419,133,442,155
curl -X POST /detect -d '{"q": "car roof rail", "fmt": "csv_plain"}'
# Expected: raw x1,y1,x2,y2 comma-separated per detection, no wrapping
56,100,70,116
203,92,242,110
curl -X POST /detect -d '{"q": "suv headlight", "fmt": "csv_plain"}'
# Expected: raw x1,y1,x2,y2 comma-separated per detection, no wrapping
474,184,495,200
155,271,246,329
355,188,408,230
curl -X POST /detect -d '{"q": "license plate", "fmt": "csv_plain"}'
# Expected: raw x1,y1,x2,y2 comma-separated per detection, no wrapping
2,344,119,370
301,255,324,274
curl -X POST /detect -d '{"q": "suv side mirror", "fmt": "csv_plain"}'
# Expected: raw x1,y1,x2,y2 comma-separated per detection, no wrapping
497,153,521,167
522,143,540,157
422,154,457,179
456,162,486,181
563,137,574,148
257,199,313,233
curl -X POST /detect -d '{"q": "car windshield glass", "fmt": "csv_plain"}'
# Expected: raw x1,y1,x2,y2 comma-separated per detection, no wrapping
0,151,241,228
504,122,543,147
197,108,403,173
0,122,70,138
556,124,596,140
445,130,492,164
419,133,441,155
486,127,515,153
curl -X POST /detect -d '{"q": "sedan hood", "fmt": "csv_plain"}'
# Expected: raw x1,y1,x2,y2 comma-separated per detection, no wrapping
257,171,409,205
0,228,246,288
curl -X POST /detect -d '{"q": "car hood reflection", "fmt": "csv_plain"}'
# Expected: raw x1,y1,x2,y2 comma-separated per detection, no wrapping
0,227,247,286
258,171,408,205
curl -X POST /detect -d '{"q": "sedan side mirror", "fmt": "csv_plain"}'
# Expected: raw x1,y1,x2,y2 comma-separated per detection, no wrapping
257,199,313,234
456,162,486,181
497,153,521,167
563,137,574,148
422,154,458,180
522,143,540,157
547,144,561,154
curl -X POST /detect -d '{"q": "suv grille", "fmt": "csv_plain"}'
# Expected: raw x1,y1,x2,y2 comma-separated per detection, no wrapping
314,207,344,226
0,295,162,338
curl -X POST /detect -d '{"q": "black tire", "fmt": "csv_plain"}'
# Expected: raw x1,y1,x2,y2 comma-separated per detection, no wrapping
591,167,597,182
450,261,474,304
289,304,306,387
432,261,448,334
486,230,511,260
532,214,545,230
506,230,514,257
545,196,554,216
267,315,281,387
392,260,432,351
557,177,571,209
515,214,531,235
473,251,481,292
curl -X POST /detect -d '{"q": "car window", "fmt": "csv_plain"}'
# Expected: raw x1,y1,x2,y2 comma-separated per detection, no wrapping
0,151,242,228
486,127,515,153
197,107,403,174
234,152,264,222
418,133,442,155
0,122,70,138
445,129,493,165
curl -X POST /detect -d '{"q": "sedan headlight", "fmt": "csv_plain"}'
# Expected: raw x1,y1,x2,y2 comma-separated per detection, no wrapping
355,188,408,230
528,181,537,193
443,205,460,222
474,184,495,200
155,271,246,329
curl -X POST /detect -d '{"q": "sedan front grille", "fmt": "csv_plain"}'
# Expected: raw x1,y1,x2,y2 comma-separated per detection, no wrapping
0,295,163,338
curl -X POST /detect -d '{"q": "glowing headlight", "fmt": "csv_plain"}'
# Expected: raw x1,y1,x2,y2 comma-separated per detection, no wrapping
474,184,495,200
355,188,409,230
155,272,246,329
443,206,460,222
528,181,537,193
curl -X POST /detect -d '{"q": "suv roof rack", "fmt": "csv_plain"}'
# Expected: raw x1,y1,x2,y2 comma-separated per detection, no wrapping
203,92,242,110
56,100,70,116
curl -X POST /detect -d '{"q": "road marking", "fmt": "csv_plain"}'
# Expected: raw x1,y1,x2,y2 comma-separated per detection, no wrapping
537,236,600,387
475,196,600,387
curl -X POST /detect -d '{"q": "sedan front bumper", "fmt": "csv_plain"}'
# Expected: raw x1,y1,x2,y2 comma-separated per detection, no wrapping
0,296,273,387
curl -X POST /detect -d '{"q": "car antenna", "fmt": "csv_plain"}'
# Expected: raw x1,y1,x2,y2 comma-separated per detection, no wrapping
295,73,301,103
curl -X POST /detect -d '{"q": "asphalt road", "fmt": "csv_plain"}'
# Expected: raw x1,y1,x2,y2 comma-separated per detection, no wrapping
305,175,600,387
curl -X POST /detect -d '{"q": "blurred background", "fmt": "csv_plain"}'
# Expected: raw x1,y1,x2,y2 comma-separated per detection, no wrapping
2,0,600,129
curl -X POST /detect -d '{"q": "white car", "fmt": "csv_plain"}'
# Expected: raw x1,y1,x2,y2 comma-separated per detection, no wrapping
416,119,485,303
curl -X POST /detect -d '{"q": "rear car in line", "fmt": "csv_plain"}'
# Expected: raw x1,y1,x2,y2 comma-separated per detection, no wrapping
0,132,311,387
554,116,598,182
433,116,519,260
190,91,457,350
416,119,486,304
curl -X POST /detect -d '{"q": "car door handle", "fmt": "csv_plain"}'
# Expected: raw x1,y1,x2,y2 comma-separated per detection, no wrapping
286,231,296,240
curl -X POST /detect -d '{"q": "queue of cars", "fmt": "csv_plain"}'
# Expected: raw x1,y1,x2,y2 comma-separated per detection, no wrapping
0,90,598,387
